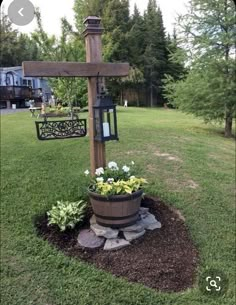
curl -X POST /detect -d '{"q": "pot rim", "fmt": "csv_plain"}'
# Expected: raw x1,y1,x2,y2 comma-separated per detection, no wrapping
88,188,143,202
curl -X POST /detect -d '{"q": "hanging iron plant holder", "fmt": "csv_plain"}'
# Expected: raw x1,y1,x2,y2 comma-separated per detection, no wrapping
35,110,87,141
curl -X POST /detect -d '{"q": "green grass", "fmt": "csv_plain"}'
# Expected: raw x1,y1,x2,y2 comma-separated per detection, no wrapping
1,108,235,305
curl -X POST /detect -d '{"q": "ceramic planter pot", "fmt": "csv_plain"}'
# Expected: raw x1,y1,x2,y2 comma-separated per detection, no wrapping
88,189,143,228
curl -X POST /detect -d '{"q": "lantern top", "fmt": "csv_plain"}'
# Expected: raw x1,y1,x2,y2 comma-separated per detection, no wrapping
95,92,114,107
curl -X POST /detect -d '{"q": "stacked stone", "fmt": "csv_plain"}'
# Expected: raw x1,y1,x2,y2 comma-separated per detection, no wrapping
78,208,162,251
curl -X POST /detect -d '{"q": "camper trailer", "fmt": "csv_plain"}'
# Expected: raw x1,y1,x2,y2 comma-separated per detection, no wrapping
0,66,51,108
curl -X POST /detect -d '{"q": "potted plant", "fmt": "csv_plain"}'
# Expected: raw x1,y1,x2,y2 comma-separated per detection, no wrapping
84,161,147,228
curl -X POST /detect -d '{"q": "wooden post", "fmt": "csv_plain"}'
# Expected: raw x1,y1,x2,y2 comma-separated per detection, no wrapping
83,16,106,174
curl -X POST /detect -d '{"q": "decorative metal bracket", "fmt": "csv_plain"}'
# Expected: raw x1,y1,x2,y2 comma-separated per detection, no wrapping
35,119,87,140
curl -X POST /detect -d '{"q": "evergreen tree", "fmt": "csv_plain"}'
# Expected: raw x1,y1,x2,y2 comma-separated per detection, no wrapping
163,0,235,137
128,4,146,66
74,0,110,32
165,28,186,81
102,0,130,61
143,0,168,106
72,0,177,107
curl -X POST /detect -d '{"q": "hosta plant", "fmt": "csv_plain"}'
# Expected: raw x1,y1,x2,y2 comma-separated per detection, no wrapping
84,161,147,197
47,200,87,231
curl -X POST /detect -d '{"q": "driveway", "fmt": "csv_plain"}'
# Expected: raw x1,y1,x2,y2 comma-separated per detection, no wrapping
0,108,28,115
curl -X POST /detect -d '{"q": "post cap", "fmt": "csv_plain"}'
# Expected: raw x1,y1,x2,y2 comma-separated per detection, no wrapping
83,16,101,27
83,16,104,36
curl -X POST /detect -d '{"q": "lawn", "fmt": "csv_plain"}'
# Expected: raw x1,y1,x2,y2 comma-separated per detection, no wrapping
1,107,235,305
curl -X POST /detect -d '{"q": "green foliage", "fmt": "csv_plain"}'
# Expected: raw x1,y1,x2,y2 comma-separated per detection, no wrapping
142,1,168,105
163,61,236,122
165,29,187,81
163,0,236,136
95,177,147,196
73,0,184,105
32,10,87,107
47,200,87,231
74,0,110,32
127,5,146,67
85,161,147,196
0,11,40,66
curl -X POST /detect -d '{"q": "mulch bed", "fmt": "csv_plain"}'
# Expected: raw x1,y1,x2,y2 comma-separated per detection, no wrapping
34,196,199,292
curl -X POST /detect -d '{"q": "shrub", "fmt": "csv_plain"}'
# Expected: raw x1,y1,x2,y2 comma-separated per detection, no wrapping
47,200,87,231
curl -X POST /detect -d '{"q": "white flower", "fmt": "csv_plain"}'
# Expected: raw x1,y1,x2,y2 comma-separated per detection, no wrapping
131,161,135,165
95,167,104,176
84,169,90,176
107,178,114,184
122,165,130,173
130,175,135,179
96,177,104,183
108,161,119,170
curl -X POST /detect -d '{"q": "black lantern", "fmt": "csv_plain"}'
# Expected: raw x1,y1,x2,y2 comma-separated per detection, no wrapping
93,87,118,142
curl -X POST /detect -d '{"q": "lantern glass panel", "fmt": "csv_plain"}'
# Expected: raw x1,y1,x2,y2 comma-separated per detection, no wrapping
108,109,115,136
102,109,110,138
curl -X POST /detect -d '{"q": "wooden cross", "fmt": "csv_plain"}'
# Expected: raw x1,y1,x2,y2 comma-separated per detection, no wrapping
23,16,129,174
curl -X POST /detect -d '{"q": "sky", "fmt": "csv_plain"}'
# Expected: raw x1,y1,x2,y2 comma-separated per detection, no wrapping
2,0,188,36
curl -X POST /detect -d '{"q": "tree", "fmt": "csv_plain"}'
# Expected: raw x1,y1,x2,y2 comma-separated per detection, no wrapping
143,0,168,106
32,10,87,107
165,28,186,81
163,0,236,137
0,11,18,66
72,0,179,107
102,0,130,61
0,11,39,66
128,4,146,67
74,0,110,32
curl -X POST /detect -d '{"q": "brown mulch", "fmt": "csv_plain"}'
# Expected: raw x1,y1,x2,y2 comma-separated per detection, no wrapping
34,196,198,292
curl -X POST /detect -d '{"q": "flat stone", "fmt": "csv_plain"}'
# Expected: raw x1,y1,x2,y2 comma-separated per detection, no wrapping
78,229,105,248
123,230,146,241
89,214,97,225
120,223,145,233
146,221,162,230
140,212,157,223
91,223,119,239
137,212,159,229
103,238,130,251
139,207,149,215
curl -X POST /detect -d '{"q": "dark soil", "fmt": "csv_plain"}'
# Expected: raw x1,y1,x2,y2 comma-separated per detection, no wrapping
34,196,198,292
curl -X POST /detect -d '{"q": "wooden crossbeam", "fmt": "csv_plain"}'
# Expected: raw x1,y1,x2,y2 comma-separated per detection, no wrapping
23,61,129,77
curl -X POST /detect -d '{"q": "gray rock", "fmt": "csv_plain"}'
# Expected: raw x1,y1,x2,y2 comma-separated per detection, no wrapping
123,230,146,241
137,212,159,229
78,229,105,248
139,207,149,215
120,223,144,233
104,238,130,251
146,221,162,230
91,223,119,239
89,214,97,225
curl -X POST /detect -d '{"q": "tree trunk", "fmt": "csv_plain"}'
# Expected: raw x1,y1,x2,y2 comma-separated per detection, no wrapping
150,84,153,107
136,88,140,107
120,89,123,106
224,115,233,137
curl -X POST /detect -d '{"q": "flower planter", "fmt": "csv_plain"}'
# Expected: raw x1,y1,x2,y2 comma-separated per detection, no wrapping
88,189,143,228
